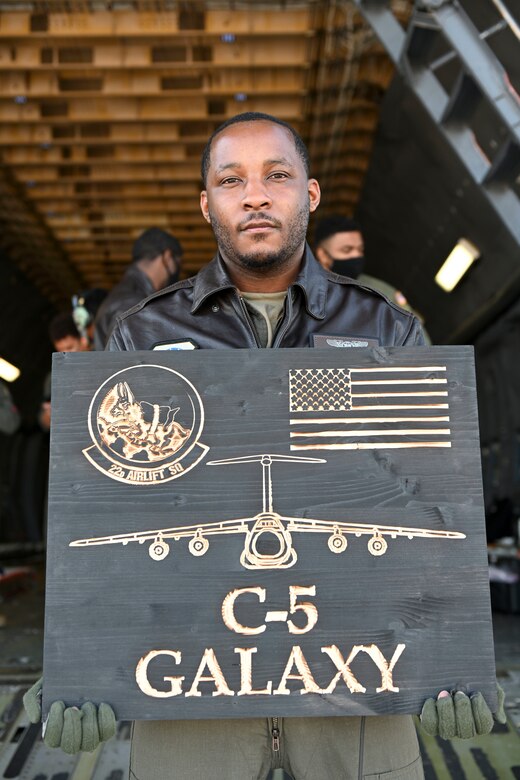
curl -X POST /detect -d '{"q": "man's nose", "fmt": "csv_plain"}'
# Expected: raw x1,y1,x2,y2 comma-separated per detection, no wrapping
242,178,272,210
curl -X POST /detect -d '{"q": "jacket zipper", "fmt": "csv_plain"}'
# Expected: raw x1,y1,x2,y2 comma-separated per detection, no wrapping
271,716,280,752
272,289,293,348
236,295,261,348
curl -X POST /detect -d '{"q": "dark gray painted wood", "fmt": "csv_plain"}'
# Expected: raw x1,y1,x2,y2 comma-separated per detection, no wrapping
43,346,496,720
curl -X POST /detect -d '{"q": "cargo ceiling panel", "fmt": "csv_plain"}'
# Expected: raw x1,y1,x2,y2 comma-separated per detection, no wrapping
0,0,409,302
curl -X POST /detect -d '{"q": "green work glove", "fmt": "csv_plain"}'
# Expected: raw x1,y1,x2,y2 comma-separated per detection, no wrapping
420,685,506,739
23,677,116,754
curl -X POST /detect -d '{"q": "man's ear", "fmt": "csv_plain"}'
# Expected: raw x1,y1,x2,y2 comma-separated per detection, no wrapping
200,191,211,224
163,248,176,270
315,246,330,271
308,178,321,213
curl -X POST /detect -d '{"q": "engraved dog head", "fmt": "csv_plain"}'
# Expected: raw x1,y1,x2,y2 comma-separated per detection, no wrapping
98,381,190,461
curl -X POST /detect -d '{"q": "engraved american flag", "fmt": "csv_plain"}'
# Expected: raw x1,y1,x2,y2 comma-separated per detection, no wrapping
288,366,451,451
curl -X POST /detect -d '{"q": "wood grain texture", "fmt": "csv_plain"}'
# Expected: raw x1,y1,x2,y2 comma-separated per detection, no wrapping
43,346,497,720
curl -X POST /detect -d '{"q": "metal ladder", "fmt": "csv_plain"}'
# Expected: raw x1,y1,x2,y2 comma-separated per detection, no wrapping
351,0,520,245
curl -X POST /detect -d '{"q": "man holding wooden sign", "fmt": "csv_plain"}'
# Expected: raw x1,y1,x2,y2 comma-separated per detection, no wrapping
25,113,504,779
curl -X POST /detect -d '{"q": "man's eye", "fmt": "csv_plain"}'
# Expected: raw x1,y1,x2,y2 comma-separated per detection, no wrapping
220,177,240,185
268,172,288,180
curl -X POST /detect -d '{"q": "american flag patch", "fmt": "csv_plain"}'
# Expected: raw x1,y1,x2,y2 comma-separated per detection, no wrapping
289,366,451,451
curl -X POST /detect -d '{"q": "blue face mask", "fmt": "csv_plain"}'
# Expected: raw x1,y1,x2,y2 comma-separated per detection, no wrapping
330,256,365,279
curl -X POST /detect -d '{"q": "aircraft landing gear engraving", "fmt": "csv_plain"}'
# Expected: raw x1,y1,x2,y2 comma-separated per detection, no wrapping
149,537,170,561
328,529,348,554
368,534,388,557
189,531,209,557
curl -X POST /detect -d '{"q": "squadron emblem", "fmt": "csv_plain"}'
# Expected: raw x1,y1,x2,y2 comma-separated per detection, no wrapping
83,365,209,485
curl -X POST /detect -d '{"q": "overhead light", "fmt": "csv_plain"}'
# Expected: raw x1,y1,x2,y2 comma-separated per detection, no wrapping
0,357,20,383
434,238,480,292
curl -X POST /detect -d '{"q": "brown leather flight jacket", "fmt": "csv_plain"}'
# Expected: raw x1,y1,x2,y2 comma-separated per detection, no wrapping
107,246,425,351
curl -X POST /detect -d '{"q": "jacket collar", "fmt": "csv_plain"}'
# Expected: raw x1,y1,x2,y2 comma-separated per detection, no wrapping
191,243,327,319
292,243,327,320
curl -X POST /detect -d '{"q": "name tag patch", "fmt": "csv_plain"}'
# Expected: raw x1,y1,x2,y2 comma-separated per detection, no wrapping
152,339,199,351
311,334,380,348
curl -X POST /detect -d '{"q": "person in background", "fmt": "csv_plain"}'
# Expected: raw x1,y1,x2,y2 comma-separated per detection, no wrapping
39,313,90,432
93,227,183,350
314,214,430,342
314,214,366,280
48,312,90,355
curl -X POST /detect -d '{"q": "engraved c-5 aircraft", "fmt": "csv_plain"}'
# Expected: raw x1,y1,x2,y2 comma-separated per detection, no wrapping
69,453,466,570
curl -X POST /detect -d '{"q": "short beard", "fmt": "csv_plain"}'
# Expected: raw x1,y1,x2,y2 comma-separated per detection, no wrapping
209,203,310,275
236,248,287,272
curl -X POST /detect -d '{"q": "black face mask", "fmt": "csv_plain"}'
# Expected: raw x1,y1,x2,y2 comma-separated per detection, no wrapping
330,256,365,279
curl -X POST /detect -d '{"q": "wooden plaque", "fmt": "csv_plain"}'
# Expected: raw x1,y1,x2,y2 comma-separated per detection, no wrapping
43,346,497,720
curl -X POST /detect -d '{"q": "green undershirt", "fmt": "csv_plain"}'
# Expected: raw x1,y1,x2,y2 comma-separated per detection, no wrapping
240,290,288,348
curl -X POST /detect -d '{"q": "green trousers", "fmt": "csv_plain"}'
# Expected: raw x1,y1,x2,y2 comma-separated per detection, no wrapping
129,715,424,780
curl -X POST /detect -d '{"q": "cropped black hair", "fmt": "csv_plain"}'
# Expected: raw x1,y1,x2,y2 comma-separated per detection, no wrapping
314,215,362,247
201,112,310,186
49,312,81,343
132,227,183,263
